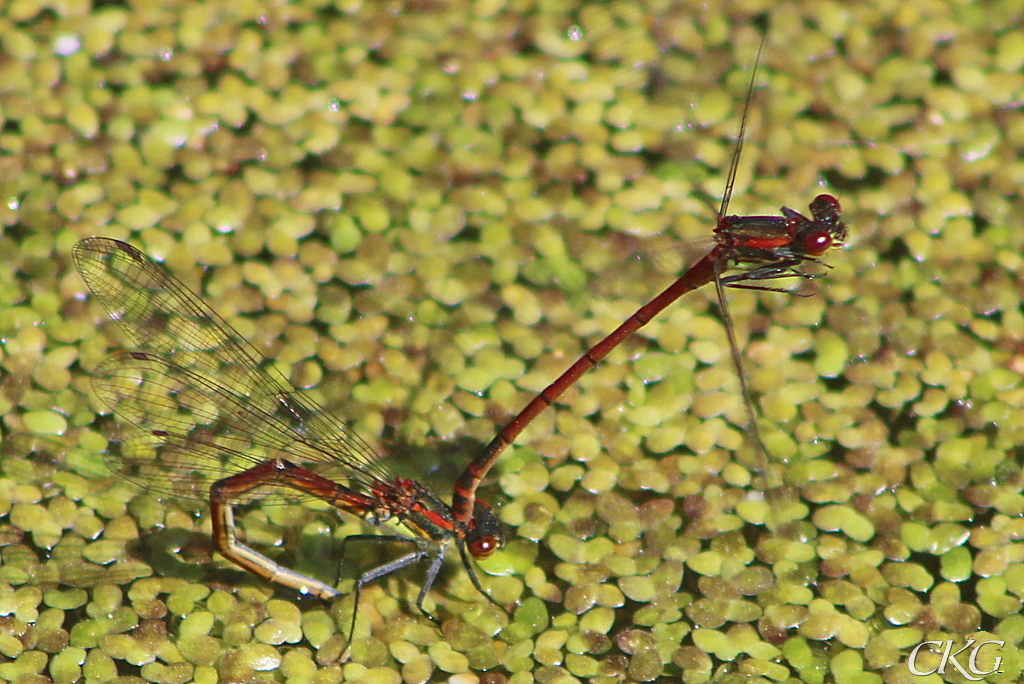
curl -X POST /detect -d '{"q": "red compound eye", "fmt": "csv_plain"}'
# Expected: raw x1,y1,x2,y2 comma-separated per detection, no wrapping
802,230,834,255
469,535,499,558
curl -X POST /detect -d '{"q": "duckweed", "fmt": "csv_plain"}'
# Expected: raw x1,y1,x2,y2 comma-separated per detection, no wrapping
3,0,1024,682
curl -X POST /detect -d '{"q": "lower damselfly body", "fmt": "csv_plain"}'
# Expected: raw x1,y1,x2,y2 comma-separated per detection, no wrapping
73,237,504,647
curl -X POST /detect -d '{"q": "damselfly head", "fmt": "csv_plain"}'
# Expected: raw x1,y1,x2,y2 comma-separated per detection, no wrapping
465,500,505,558
801,194,847,256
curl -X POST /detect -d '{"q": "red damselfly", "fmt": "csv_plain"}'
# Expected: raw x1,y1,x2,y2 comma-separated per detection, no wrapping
450,38,847,528
74,35,845,650
73,236,504,646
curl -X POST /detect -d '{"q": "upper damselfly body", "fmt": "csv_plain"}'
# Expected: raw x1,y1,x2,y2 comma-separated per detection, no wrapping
452,38,847,527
